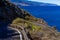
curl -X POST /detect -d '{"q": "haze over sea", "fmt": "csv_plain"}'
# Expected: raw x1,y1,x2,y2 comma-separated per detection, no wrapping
20,6,60,31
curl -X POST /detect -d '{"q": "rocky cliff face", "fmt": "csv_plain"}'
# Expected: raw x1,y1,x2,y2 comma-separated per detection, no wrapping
0,0,60,40
0,0,29,22
0,0,47,26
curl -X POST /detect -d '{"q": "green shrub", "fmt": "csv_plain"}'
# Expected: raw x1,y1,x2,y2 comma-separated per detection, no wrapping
32,25,41,31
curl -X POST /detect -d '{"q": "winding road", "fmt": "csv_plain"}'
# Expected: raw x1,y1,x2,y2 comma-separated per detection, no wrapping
9,27,23,40
9,24,29,40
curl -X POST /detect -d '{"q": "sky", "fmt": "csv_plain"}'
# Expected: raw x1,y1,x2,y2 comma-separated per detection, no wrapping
28,0,60,5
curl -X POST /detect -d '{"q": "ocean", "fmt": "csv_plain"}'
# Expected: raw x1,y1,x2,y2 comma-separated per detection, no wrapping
20,6,60,31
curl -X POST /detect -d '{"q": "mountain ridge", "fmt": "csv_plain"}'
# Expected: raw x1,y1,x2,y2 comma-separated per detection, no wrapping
10,1,58,6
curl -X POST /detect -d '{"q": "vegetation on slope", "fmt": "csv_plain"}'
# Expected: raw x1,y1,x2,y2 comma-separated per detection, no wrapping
12,17,60,40
12,18,42,32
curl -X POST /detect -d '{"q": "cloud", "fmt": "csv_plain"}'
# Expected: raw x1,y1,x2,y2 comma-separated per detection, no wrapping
12,2,30,6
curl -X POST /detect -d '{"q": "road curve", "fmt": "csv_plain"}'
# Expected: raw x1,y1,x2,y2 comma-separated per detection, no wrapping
9,27,23,40
9,24,30,40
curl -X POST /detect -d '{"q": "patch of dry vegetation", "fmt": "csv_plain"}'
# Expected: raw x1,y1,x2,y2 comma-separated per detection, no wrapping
12,17,42,32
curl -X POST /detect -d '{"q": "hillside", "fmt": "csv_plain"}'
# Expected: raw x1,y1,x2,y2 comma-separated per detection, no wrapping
10,1,58,6
0,0,60,40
